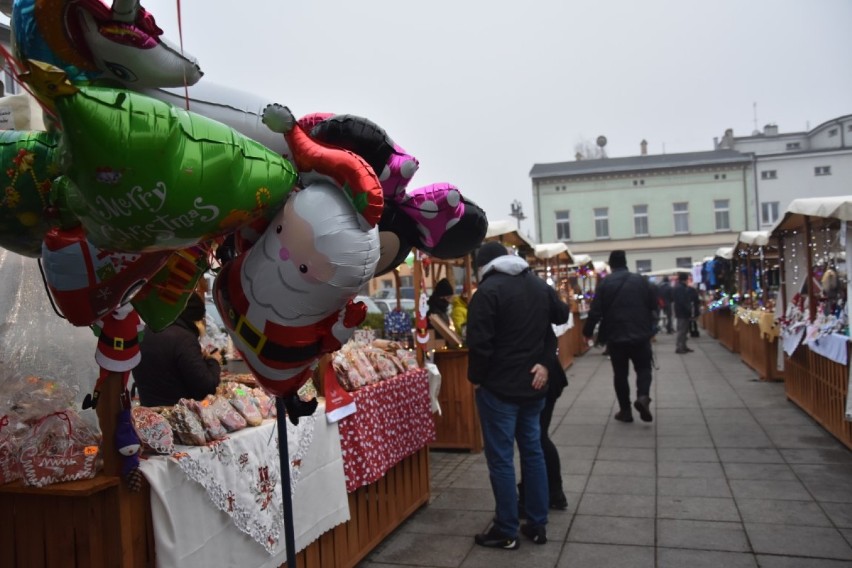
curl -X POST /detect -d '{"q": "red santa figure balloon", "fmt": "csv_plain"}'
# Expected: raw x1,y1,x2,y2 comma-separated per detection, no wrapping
213,183,380,398
85,303,144,409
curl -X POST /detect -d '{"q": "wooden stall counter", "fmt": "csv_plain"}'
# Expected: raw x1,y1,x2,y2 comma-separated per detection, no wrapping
0,474,153,568
735,309,783,382
710,309,739,353
572,310,591,356
430,348,482,453
784,340,852,450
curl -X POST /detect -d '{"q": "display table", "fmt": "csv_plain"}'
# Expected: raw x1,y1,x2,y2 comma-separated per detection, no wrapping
429,349,482,452
338,368,435,491
139,401,349,568
736,309,783,382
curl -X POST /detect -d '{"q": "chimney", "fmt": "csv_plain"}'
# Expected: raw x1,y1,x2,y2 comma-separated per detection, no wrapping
640,139,648,156
575,152,583,161
764,123,779,136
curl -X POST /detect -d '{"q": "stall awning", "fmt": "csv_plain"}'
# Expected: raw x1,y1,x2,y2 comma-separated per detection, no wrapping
737,231,770,246
715,246,734,260
533,242,572,262
485,220,536,255
645,267,691,277
773,196,852,233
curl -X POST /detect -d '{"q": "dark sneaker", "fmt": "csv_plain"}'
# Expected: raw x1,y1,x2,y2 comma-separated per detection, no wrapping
675,349,687,354
634,396,653,422
474,527,519,550
614,409,634,423
550,493,569,510
520,523,547,544
685,347,695,352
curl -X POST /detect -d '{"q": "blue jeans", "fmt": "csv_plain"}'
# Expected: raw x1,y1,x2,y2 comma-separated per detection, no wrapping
475,387,548,537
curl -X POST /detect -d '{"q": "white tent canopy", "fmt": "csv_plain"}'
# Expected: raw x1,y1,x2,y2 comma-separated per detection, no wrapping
533,242,570,260
645,267,691,277
715,246,734,259
737,231,770,246
484,219,536,248
785,196,852,222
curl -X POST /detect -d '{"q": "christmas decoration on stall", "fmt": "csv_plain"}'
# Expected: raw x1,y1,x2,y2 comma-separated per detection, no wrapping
85,303,144,409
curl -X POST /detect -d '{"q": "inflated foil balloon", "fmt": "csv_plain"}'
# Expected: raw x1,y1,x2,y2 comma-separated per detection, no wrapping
214,183,380,398
131,245,210,331
41,225,171,326
0,130,60,257
12,0,203,87
261,104,383,230
29,73,299,252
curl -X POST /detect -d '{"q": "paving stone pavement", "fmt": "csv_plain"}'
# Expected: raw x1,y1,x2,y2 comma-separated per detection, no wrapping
357,332,852,568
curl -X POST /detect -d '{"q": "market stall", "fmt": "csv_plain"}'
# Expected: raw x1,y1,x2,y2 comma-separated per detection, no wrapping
772,196,852,448
140,366,434,568
703,246,739,353
532,242,576,369
732,231,784,381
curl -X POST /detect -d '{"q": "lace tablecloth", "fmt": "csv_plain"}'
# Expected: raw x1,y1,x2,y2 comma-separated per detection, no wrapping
338,368,436,492
138,401,349,568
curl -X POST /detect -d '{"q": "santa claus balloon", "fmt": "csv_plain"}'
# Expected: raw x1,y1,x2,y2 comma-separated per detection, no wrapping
214,183,380,400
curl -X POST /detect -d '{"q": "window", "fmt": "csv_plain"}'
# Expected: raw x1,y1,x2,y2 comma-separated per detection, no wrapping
400,275,413,287
786,142,801,150
632,179,645,186
761,201,780,226
761,170,777,180
636,260,651,274
633,205,649,236
815,166,832,176
713,173,727,180
829,128,838,137
555,210,571,240
714,199,730,231
673,202,689,234
676,257,692,269
594,207,609,239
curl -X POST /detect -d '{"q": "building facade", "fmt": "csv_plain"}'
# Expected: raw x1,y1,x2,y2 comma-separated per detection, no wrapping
530,150,753,273
716,115,852,229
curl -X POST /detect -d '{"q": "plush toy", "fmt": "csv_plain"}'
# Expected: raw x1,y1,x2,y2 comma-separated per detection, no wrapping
115,408,143,491
85,304,144,409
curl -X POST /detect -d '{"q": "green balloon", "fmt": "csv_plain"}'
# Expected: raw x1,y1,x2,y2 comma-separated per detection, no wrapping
0,130,60,257
55,87,298,252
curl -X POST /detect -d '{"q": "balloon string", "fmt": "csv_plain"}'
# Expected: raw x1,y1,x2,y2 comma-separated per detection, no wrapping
176,0,190,111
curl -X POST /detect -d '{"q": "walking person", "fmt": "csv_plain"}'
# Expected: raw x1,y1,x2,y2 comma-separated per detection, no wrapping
673,272,701,354
658,276,674,334
466,242,570,550
583,250,658,423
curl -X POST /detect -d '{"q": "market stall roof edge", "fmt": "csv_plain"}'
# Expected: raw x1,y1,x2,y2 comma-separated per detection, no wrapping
772,195,852,233
484,219,536,256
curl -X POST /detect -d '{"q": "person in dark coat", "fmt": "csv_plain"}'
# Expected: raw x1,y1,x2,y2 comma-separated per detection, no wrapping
657,277,674,334
426,277,454,328
672,272,701,354
467,242,570,549
518,329,569,515
133,293,223,407
583,250,658,423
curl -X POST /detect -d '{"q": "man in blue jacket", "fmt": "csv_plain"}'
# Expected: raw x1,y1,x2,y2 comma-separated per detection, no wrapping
583,250,658,423
466,242,570,550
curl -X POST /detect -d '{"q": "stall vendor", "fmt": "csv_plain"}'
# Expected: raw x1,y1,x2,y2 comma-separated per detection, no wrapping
427,278,454,328
133,294,223,407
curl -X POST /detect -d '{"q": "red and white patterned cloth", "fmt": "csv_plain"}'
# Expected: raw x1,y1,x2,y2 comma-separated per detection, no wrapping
338,369,435,493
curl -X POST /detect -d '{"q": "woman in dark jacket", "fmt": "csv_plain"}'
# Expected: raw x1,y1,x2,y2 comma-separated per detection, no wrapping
426,278,454,327
133,294,222,407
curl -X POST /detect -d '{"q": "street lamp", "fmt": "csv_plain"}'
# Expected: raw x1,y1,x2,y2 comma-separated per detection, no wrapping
510,200,526,231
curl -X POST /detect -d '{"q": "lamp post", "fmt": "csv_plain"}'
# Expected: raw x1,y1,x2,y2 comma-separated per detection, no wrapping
510,200,526,231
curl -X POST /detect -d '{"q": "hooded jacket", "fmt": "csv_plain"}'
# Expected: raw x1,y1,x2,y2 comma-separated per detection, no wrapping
466,255,571,402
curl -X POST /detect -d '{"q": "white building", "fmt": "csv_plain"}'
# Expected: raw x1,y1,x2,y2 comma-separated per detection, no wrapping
715,115,852,230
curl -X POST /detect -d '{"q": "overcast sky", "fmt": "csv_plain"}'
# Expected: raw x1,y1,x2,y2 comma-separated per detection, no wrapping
95,1,852,238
